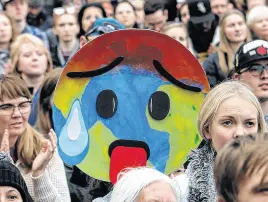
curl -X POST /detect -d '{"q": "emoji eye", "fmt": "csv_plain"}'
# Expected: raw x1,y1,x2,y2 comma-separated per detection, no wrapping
148,91,170,120
96,90,118,119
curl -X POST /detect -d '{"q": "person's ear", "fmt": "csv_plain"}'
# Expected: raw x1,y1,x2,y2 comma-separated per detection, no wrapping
164,9,168,20
204,125,211,140
232,73,240,80
80,36,87,48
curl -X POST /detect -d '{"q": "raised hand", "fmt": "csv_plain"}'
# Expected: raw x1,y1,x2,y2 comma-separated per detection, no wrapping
32,129,57,177
0,129,10,155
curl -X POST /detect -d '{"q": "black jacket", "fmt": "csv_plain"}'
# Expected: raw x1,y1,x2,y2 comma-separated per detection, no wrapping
203,52,227,88
65,165,112,202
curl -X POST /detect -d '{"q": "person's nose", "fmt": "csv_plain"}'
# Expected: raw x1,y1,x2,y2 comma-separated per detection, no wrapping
233,125,245,139
261,67,268,79
11,106,22,118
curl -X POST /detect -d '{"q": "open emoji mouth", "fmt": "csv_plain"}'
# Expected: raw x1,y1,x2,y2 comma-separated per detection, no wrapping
108,140,150,184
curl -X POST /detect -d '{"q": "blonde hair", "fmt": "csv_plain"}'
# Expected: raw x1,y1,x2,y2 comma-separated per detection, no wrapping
198,80,266,140
36,68,63,134
162,22,194,54
0,74,44,169
10,33,53,74
214,132,268,202
247,5,268,28
218,9,251,73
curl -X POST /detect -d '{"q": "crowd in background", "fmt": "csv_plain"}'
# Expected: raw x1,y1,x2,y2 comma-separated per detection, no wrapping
1,0,268,201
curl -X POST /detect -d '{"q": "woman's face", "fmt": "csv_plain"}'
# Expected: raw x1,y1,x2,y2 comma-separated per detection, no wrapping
0,96,31,140
115,2,136,28
82,7,103,33
205,96,259,152
164,27,188,48
18,43,48,78
224,14,248,43
0,186,23,202
136,181,177,202
0,15,12,44
251,15,268,41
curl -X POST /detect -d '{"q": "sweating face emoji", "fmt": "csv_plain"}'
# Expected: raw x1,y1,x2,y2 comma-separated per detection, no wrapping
53,30,209,184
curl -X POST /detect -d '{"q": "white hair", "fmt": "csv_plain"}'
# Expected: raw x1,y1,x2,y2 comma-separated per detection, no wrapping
110,167,180,202
247,5,268,27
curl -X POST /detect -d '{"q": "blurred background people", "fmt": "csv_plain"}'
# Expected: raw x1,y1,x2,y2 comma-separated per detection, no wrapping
0,12,14,74
52,6,79,67
1,0,49,48
144,0,168,32
77,3,107,37
203,10,251,88
114,0,138,29
163,22,194,54
247,5,268,41
129,0,145,28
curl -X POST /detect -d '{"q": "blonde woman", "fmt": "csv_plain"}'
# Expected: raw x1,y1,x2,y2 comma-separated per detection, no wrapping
247,6,268,41
10,34,53,96
0,74,70,201
173,81,266,202
163,22,194,55
203,10,251,88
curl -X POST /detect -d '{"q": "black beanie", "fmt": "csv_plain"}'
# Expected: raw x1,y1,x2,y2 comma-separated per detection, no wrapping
0,152,33,202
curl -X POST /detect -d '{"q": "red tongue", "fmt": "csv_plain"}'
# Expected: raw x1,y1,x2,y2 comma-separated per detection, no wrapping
110,146,147,184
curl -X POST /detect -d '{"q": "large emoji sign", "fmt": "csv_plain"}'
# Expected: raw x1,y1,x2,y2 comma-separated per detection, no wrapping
53,30,209,184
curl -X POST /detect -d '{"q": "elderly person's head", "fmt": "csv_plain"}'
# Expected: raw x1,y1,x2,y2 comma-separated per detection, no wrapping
110,167,179,202
247,6,268,41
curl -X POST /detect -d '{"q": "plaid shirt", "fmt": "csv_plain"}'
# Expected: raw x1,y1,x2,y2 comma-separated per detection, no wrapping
22,24,49,49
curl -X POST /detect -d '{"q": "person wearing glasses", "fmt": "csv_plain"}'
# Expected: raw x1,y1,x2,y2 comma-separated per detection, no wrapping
0,74,71,201
51,6,80,67
232,39,268,125
80,18,125,47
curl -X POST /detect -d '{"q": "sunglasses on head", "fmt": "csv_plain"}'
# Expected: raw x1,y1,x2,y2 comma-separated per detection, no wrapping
53,7,75,16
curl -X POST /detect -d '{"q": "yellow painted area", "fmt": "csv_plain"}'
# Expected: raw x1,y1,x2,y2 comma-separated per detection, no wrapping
77,121,118,181
54,77,89,118
147,84,204,174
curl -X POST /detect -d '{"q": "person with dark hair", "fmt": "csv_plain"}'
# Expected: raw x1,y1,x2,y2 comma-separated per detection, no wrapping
0,152,33,202
26,0,53,31
232,39,268,125
144,0,168,32
77,3,107,37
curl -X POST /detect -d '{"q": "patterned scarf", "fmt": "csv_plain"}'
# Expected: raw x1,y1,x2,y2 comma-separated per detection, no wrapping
186,141,218,202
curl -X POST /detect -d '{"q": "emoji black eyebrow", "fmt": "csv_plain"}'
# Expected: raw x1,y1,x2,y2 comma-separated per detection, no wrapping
66,56,124,78
153,60,201,92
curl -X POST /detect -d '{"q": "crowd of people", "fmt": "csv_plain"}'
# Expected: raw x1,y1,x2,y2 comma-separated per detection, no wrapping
0,0,268,201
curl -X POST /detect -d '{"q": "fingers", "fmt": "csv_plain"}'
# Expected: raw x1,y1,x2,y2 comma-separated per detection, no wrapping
1,129,10,155
47,129,57,151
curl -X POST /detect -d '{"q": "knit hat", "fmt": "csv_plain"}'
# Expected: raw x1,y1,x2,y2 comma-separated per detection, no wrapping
234,40,268,73
0,152,33,202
